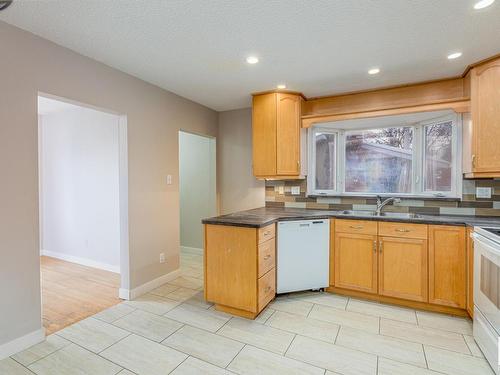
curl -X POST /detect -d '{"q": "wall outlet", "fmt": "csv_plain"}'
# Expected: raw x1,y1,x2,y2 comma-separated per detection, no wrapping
159,253,166,263
278,186,284,195
476,187,492,199
291,186,301,195
166,175,172,185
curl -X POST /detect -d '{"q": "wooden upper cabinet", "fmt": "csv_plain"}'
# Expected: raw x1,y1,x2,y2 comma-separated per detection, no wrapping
464,57,500,177
378,236,428,302
252,92,303,178
276,93,301,175
252,94,277,176
428,225,466,308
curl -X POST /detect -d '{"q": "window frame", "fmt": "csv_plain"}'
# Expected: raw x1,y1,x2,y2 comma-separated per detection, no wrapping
308,127,340,195
307,113,462,199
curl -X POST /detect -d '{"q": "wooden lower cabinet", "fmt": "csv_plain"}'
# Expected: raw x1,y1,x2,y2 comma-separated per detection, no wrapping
204,223,276,319
331,220,468,316
429,225,467,309
466,228,474,317
334,232,378,294
378,236,428,302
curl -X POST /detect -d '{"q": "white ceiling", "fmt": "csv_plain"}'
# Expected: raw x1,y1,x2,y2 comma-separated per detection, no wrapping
2,1,499,111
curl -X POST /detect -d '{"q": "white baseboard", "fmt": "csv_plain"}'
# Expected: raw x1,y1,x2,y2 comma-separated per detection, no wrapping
118,268,182,300
41,249,120,274
0,328,45,360
180,246,203,255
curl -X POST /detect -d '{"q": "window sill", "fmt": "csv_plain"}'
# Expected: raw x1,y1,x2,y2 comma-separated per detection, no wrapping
307,193,462,201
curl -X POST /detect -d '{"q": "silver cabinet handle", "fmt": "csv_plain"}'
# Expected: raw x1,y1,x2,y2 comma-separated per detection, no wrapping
264,231,271,235
264,286,272,293
373,241,377,253
264,255,271,260
395,228,410,233
379,240,383,253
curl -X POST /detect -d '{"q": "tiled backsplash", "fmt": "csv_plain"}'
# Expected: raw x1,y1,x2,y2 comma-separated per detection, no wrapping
265,179,500,216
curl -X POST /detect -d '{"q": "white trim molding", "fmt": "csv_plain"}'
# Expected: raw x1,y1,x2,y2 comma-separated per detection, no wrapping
180,246,203,255
119,268,182,300
0,328,45,360
41,250,120,274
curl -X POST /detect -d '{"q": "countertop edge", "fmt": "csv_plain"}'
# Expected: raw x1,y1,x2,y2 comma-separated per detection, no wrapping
201,212,495,228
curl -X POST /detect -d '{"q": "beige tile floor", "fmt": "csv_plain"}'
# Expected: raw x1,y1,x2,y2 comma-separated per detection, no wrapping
1,251,494,375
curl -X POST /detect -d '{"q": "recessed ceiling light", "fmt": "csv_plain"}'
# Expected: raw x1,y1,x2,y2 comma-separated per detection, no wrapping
368,68,380,75
277,84,287,89
447,52,462,60
474,0,495,9
246,56,259,64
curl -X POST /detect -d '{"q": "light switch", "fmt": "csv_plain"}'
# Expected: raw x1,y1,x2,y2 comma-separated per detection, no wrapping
476,187,492,199
291,186,301,195
167,175,172,185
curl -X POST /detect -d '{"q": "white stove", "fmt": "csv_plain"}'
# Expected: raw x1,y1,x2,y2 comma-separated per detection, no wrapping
473,226,500,374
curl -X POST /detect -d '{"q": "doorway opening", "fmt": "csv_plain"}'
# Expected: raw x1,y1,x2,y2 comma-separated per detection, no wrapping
37,94,129,334
178,131,216,279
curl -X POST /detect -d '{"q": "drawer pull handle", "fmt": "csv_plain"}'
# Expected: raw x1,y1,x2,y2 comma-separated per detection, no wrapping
264,255,271,260
264,286,272,293
395,228,410,233
349,225,363,229
264,231,271,235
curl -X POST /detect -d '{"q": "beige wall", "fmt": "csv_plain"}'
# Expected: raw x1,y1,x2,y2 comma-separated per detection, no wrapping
179,131,216,249
218,109,265,214
0,21,218,348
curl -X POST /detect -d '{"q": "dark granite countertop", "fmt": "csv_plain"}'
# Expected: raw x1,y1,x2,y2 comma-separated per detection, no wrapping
202,207,500,228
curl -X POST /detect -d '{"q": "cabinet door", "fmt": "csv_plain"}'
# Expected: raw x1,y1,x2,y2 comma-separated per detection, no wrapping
466,228,474,317
378,236,428,302
252,93,277,176
205,224,258,312
329,220,335,286
276,93,301,175
429,225,466,308
334,233,378,294
471,59,500,173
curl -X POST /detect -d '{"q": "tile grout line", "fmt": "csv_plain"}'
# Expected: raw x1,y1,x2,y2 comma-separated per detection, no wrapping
329,323,339,346
9,355,40,374
99,305,138,324
98,332,133,355
9,333,72,369
215,316,234,334
422,343,430,369
166,355,189,375
460,333,474,356
283,333,297,357
224,343,247,370
261,308,276,324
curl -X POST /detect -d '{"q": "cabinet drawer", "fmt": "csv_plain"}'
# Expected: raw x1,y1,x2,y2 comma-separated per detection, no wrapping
379,222,427,239
258,238,276,277
258,268,276,310
258,224,276,244
335,219,377,235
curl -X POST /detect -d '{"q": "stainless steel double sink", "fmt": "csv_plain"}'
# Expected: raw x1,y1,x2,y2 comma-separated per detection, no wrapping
338,210,421,219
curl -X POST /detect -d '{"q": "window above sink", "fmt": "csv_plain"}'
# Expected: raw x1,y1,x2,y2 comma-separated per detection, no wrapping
308,110,462,199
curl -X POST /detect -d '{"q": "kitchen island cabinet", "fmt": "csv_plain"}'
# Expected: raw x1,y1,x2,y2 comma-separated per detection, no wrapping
204,223,276,319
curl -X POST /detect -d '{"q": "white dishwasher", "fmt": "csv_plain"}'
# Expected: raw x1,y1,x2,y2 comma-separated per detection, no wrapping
277,219,330,294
